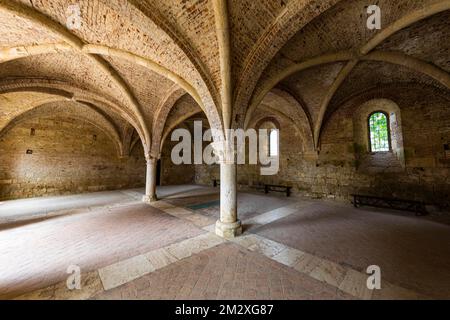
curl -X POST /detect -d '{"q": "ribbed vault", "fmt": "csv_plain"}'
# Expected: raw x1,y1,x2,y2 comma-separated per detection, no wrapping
0,0,448,156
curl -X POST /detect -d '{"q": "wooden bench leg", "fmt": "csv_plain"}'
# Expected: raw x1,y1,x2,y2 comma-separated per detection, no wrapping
353,196,359,208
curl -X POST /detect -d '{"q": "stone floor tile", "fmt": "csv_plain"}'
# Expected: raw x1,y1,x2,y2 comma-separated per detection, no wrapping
164,239,196,260
245,206,297,225
338,269,373,300
293,253,322,274
99,255,154,291
165,233,224,260
144,248,178,271
149,201,175,211
15,271,103,300
202,224,216,233
308,259,347,288
272,247,306,267
200,232,227,247
247,237,287,258
229,234,261,249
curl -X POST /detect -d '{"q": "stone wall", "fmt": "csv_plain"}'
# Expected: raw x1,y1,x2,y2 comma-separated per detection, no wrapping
193,91,450,208
0,116,145,200
160,131,195,186
195,163,219,186
315,91,450,206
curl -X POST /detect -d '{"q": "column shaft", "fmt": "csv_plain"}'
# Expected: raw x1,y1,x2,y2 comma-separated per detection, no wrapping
143,157,157,203
216,161,242,238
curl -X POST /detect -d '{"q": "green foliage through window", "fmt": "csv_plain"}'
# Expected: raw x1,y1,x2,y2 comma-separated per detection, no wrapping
369,112,390,152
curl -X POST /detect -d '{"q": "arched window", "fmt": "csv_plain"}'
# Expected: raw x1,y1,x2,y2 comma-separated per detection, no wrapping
269,129,279,157
368,112,390,152
256,117,280,158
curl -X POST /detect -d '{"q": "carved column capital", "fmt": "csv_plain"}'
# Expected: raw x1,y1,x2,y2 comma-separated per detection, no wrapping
211,140,236,165
144,153,158,165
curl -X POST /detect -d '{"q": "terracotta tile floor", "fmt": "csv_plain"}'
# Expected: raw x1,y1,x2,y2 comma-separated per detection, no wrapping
0,200,204,299
1,185,449,300
252,201,450,298
94,243,353,300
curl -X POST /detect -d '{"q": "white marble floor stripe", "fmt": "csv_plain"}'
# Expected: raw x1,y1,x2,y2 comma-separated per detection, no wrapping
99,255,155,291
244,205,301,226
98,232,225,291
228,232,425,300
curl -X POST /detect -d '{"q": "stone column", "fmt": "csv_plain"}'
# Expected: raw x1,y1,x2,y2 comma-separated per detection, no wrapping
143,155,158,203
215,144,242,238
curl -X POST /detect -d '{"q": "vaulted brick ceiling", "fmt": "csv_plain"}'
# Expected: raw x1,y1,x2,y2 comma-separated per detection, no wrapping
0,0,449,154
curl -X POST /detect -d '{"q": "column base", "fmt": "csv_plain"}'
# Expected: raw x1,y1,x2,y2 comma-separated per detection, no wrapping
215,220,242,239
142,195,158,203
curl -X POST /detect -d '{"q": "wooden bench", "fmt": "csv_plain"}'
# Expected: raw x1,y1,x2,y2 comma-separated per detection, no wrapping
250,183,266,193
264,184,292,197
216,180,292,197
352,194,428,216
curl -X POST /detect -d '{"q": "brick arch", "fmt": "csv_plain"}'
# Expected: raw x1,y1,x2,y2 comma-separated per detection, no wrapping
233,0,343,129
151,86,187,158
121,124,136,158
324,83,450,123
0,1,225,146
159,110,204,154
248,110,307,155
254,117,281,131
242,1,450,150
127,0,220,119
0,79,146,152
129,132,143,156
247,88,315,152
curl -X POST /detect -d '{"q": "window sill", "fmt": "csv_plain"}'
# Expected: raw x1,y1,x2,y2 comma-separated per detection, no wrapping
369,151,392,155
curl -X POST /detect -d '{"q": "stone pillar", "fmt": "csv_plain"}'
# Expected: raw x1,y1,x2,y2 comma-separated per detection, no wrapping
143,155,158,203
215,144,242,238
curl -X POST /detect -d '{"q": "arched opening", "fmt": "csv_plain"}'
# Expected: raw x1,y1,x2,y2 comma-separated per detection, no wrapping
156,159,162,186
244,115,303,188
353,99,405,173
257,119,278,158
368,111,391,152
269,129,279,157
